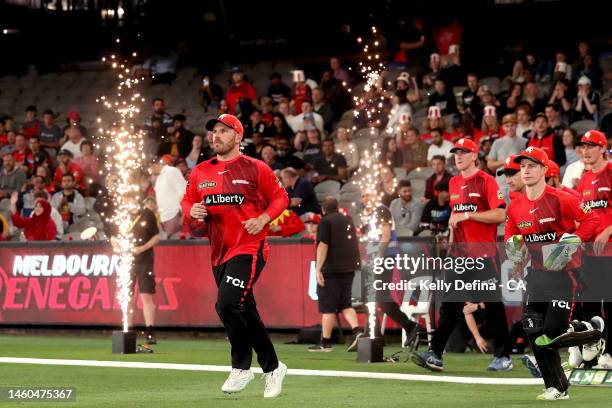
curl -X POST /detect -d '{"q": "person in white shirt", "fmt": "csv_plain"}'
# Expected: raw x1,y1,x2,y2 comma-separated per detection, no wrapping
60,127,85,158
151,156,187,238
561,145,586,188
516,104,533,139
287,101,324,134
334,127,359,175
427,128,454,162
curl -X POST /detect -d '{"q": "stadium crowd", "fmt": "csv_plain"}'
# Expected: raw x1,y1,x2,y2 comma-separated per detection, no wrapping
0,38,610,242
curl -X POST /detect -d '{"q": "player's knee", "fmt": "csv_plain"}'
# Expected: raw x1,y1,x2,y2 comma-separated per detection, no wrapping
215,300,241,317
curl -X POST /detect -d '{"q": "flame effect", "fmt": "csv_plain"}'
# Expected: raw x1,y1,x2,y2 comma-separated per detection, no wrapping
97,54,146,332
366,302,377,339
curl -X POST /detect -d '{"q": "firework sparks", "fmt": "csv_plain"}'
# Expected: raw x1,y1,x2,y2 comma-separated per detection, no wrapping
97,54,146,332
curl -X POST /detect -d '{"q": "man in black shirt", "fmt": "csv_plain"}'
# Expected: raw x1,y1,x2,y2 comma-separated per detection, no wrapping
267,72,292,105
310,197,362,352
428,79,458,116
418,180,451,234
275,139,305,170
461,73,481,120
312,139,348,184
280,167,321,216
130,204,160,344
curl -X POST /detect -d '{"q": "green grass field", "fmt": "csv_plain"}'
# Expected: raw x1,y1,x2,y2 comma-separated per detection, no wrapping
1,333,611,407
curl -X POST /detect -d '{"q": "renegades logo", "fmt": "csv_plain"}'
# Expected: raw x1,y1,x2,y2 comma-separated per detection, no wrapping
453,203,477,212
198,181,217,190
517,221,532,229
524,231,557,243
204,194,245,206
586,199,608,210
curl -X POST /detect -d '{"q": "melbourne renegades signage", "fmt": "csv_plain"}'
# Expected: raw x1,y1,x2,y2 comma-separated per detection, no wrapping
0,241,318,328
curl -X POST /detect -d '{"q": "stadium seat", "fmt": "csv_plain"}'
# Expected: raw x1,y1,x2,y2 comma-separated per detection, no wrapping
406,166,433,180
479,76,500,95
314,180,341,203
570,119,597,136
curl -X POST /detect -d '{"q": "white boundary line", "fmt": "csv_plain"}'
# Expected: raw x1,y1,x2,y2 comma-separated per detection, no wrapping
0,357,542,386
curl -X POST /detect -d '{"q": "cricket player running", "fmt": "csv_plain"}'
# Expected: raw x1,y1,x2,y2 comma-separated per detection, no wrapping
575,130,612,369
505,146,602,400
181,114,289,398
413,138,512,372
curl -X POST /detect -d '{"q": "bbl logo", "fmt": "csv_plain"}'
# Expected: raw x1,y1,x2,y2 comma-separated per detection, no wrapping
517,221,532,229
198,180,217,190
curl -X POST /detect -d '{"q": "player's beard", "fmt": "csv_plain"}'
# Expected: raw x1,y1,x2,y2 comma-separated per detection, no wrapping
213,138,236,156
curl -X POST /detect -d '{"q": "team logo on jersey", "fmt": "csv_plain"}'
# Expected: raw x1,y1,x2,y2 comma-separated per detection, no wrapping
198,180,217,190
539,217,556,224
586,199,608,210
204,194,245,206
451,194,460,200
524,231,557,243
517,221,532,229
453,203,477,212
582,190,592,197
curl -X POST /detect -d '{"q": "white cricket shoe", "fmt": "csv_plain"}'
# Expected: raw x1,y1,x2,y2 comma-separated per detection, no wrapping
595,353,612,369
568,346,583,368
221,369,254,394
263,361,287,398
582,317,605,362
536,387,569,401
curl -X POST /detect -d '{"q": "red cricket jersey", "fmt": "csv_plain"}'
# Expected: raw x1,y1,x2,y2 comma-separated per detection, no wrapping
449,169,505,257
225,83,258,115
181,154,289,266
576,162,612,248
505,185,600,270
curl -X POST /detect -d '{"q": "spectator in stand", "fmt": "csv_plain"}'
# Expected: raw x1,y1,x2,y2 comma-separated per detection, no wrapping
394,72,420,103
36,165,55,194
423,155,452,204
418,179,451,235
334,127,359,175
561,144,585,189
144,98,174,132
260,96,274,128
545,103,567,139
60,127,85,158
151,156,187,239
25,136,50,174
0,117,8,145
573,54,601,90
244,132,266,159
600,98,612,138
379,166,398,207
312,88,334,133
281,167,321,216
62,111,89,140
516,104,533,140
572,76,599,122
381,136,403,167
289,101,324,133
74,141,101,186
312,139,347,184
53,150,84,191
0,154,27,201
185,134,210,169
265,112,294,142
10,192,56,241
12,133,31,167
21,106,41,138
50,173,86,231
169,114,194,159
475,86,500,126
275,138,305,171
427,127,454,163
422,106,451,143
198,75,224,112
461,73,481,119
292,70,312,116
20,175,51,214
330,57,350,85
523,82,546,115
243,110,267,139
261,145,283,171
449,113,483,142
428,78,458,116
523,112,566,165
501,82,523,116
39,110,62,151
400,125,428,173
547,79,572,122
0,131,16,156
560,128,579,176
386,87,415,133
442,44,465,87
487,114,526,196
389,180,424,237
480,105,503,139
267,72,291,105
423,53,443,91
297,126,323,167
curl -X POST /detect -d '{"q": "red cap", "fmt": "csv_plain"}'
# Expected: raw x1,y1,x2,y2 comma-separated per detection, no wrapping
206,114,244,136
160,154,174,165
450,138,478,154
576,130,607,148
67,111,80,121
514,146,549,166
496,154,521,176
545,159,560,178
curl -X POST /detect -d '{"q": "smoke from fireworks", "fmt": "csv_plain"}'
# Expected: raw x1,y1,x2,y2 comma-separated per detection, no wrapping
96,53,146,332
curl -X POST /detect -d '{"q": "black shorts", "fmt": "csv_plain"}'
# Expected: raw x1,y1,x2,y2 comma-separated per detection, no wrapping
131,262,156,294
317,273,355,313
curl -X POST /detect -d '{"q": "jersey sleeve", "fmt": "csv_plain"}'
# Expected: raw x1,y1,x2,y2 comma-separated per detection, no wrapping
181,167,202,220
485,174,506,210
559,192,600,242
257,160,289,221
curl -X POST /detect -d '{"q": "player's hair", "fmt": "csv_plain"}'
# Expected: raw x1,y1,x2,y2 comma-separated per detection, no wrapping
281,167,298,179
431,154,446,163
152,97,164,105
322,197,339,214
33,191,48,200
62,172,76,182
